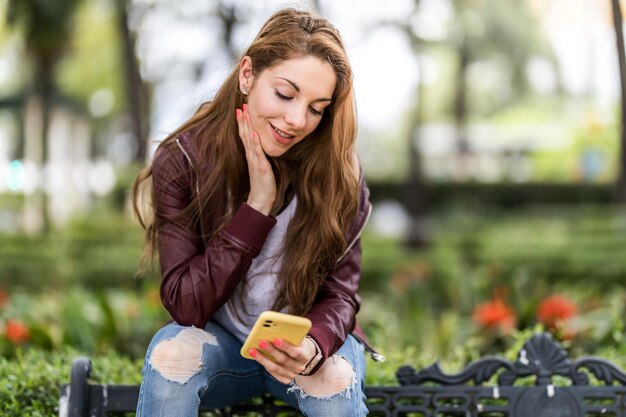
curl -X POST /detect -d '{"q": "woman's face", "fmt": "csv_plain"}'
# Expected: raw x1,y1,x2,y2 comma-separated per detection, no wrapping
240,55,337,157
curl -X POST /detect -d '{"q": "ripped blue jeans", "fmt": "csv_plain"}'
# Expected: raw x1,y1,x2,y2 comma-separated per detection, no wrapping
136,321,368,417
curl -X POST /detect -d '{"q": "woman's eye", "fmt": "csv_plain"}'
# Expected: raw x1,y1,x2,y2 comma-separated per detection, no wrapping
275,91,292,101
309,107,323,116
275,89,323,116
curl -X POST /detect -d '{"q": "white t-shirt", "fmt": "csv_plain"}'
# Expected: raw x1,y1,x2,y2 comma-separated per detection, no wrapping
212,196,297,343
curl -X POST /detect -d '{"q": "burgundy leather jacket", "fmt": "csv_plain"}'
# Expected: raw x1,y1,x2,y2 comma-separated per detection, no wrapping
151,132,380,369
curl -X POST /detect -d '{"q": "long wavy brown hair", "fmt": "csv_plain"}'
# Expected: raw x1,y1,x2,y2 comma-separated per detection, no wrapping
132,8,359,316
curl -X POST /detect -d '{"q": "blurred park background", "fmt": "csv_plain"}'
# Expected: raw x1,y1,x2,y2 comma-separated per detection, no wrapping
2,0,626,414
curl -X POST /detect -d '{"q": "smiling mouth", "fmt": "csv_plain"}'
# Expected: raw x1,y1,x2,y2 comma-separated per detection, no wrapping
271,124,295,139
270,123,296,145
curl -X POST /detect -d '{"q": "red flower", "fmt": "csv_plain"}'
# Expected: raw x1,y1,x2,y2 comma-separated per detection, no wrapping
473,298,517,332
537,295,577,329
5,319,30,344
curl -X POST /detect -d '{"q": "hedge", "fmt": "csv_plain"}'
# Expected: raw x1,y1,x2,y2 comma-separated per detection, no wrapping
0,348,142,417
368,181,615,208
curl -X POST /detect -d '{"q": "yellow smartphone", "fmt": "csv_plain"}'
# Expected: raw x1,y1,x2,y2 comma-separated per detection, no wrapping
240,311,312,360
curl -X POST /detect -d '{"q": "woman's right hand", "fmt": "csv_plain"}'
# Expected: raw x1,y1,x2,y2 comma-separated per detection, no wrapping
236,104,276,216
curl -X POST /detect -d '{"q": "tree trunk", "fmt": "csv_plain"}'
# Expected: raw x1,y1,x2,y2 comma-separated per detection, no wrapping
454,41,470,156
406,60,429,249
218,3,238,62
40,75,51,233
310,0,322,12
611,0,626,203
23,97,44,234
23,63,52,234
116,0,148,162
36,61,52,233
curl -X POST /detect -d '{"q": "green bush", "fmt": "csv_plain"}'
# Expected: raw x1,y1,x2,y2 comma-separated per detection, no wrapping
0,348,142,417
362,204,626,304
2,205,611,361
357,204,626,361
0,211,157,291
367,182,615,208
0,286,169,358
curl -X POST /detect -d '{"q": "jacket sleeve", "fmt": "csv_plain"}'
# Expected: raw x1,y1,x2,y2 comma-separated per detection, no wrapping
152,145,276,327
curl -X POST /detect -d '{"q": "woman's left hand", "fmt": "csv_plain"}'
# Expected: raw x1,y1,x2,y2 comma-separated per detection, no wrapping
249,337,317,384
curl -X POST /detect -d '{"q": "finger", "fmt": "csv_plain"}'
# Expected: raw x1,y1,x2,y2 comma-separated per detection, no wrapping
248,131,274,181
242,111,252,143
251,348,296,384
274,374,295,385
250,131,267,162
237,107,254,145
272,338,306,365
259,341,305,377
258,340,295,366
272,338,309,365
236,108,251,150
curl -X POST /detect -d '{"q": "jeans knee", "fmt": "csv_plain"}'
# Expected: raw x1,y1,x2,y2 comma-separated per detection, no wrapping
149,327,218,384
290,355,356,399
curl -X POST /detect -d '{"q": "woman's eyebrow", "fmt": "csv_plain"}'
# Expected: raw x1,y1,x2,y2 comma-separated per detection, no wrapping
278,77,332,102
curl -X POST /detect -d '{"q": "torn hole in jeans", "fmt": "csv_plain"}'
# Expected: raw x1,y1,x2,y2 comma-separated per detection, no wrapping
149,327,218,384
288,354,356,400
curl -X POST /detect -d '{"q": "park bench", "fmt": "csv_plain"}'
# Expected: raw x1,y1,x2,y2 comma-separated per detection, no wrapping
60,332,626,416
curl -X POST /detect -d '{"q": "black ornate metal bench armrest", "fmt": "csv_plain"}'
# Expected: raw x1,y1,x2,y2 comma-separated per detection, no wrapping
395,332,626,416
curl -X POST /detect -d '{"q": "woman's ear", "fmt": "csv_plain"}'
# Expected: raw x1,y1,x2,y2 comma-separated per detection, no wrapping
239,56,254,92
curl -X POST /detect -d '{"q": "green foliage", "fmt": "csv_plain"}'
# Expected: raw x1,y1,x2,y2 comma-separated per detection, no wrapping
0,205,164,359
362,204,626,299
359,204,626,365
7,0,83,51
0,285,168,359
460,205,626,291
56,0,124,117
532,112,619,182
368,182,614,209
3,203,625,361
0,348,142,417
0,209,155,291
415,0,554,123
5,0,84,104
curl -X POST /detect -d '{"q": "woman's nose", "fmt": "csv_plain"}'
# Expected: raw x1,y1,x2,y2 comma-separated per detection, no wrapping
285,107,306,131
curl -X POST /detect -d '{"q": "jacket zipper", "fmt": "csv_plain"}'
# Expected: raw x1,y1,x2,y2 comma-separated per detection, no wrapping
338,201,384,362
352,332,386,362
337,203,372,264
177,138,209,235
176,138,200,196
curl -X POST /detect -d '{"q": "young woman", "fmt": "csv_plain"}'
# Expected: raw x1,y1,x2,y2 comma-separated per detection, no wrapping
132,7,379,416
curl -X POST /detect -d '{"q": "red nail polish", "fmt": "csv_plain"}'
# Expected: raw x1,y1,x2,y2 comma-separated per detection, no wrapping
273,338,283,348
259,340,268,350
236,109,241,118
243,103,248,112
249,349,258,358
